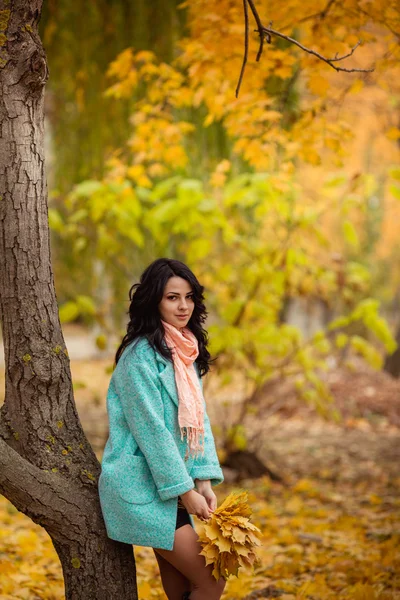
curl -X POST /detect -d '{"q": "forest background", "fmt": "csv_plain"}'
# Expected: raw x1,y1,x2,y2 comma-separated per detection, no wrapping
0,0,400,598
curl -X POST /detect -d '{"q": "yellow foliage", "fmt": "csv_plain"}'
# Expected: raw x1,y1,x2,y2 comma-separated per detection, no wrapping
210,159,231,188
102,0,400,183
308,73,330,97
386,127,400,141
198,490,263,580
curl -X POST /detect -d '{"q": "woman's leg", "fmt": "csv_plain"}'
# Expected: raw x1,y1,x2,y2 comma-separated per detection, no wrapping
153,547,191,600
153,524,226,600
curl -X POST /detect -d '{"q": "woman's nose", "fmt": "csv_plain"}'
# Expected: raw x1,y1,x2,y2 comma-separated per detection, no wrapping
178,298,188,309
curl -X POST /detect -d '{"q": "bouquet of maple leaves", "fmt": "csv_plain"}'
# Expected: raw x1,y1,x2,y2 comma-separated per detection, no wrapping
198,490,263,581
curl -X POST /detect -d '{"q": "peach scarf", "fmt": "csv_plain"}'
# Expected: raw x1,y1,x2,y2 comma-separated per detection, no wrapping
161,320,205,459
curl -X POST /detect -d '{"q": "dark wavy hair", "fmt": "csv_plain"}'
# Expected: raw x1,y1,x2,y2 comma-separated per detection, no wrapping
114,258,213,377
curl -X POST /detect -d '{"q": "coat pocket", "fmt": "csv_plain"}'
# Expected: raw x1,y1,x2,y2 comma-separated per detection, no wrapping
115,454,157,505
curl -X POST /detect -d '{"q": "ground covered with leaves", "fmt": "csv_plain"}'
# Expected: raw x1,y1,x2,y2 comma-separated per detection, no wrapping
0,359,399,599
1,424,399,599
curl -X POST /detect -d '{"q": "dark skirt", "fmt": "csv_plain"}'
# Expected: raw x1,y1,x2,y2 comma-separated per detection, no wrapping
176,495,192,530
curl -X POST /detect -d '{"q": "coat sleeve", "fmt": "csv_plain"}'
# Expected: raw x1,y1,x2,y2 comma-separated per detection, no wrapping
115,355,195,502
190,373,224,487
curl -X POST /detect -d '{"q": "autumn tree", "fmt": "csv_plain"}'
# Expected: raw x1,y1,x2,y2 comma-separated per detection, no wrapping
0,2,138,598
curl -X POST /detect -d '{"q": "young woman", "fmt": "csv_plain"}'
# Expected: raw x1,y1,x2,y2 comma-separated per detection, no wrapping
98,258,226,600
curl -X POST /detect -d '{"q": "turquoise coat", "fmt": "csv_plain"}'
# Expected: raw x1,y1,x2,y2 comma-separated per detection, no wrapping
98,336,224,551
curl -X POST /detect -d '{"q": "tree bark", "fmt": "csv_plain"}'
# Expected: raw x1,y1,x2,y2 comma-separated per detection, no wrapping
384,324,400,379
0,2,137,597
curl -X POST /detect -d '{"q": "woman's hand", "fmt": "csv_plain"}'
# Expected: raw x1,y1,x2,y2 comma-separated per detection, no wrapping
195,479,217,513
180,489,212,521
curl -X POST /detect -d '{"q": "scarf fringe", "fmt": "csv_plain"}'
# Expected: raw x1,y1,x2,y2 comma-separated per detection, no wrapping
181,426,205,459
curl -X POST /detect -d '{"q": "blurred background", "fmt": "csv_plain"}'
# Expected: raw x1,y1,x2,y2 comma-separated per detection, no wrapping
1,1,399,598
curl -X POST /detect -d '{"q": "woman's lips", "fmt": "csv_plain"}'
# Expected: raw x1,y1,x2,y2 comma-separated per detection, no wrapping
177,314,189,319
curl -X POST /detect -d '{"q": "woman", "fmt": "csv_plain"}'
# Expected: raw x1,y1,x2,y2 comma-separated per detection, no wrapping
98,258,226,600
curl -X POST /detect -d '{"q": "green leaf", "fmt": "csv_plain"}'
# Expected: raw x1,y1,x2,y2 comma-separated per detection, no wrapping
342,220,359,249
222,299,244,324
76,295,97,316
176,178,203,205
335,333,348,348
48,208,64,232
389,184,400,200
73,237,87,253
96,335,107,350
350,336,383,369
59,301,79,323
125,227,145,247
324,174,347,187
150,176,181,201
189,237,213,260
227,425,247,451
327,316,350,331
69,208,89,223
71,180,103,199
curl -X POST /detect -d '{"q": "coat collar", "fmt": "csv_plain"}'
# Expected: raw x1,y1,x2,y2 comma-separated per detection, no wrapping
154,350,179,408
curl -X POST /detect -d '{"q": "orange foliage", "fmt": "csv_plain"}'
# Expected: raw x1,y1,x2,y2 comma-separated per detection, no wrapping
99,1,399,300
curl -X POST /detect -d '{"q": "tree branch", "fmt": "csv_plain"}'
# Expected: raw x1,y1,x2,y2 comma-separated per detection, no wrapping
236,0,250,100
0,437,89,542
236,0,374,97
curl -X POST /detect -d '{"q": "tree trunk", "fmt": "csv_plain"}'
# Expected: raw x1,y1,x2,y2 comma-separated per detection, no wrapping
0,2,138,597
384,324,400,379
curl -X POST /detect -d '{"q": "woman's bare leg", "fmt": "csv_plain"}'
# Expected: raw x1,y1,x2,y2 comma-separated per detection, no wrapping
153,524,226,600
153,546,191,600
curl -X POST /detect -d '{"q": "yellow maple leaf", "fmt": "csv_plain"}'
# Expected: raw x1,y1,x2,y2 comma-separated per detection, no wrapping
231,526,247,544
203,521,221,540
214,536,232,553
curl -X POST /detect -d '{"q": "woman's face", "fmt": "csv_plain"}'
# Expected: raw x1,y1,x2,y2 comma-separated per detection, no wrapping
159,276,195,330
